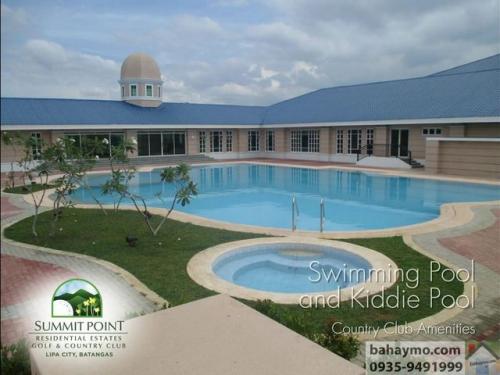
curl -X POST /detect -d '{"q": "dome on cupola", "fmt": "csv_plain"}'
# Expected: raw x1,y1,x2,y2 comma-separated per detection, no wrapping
119,53,163,107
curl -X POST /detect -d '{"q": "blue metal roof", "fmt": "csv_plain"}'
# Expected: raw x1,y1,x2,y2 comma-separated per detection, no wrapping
262,68,500,124
1,54,499,127
428,53,500,76
0,99,266,126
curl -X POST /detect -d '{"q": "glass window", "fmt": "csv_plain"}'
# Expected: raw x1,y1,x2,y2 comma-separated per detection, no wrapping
248,131,259,152
366,129,374,145
163,133,175,155
130,84,137,97
199,131,206,153
149,133,162,155
146,85,153,97
210,131,223,152
226,131,233,152
121,86,125,97
174,132,185,154
422,128,442,136
31,133,42,160
266,130,275,151
158,86,161,97
110,133,124,148
137,133,149,156
291,130,319,152
347,129,362,154
336,130,344,153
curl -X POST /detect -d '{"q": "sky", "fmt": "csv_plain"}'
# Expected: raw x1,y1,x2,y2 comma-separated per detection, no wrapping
1,0,499,106
55,279,98,297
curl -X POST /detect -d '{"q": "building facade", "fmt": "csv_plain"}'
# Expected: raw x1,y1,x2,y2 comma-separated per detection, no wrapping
2,53,500,177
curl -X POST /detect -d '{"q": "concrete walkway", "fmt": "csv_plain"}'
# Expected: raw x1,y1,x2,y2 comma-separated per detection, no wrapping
354,203,500,365
1,193,159,345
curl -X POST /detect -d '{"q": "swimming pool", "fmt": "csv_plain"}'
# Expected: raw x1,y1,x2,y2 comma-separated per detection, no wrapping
74,163,500,231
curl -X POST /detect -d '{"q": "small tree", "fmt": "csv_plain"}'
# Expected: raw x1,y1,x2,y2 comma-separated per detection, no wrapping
1,131,21,189
40,136,107,236
102,162,197,237
2,132,49,236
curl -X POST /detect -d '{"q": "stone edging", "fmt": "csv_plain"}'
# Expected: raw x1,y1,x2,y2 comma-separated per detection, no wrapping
21,180,500,240
0,210,169,310
187,237,398,304
4,191,488,341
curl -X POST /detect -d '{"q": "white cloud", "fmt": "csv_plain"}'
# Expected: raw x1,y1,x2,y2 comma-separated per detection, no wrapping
2,39,119,99
1,1,499,106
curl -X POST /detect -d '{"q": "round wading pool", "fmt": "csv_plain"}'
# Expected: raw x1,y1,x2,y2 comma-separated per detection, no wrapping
187,237,397,304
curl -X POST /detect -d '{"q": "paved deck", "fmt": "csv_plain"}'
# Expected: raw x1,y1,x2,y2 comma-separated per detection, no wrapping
353,203,500,364
0,194,158,345
30,294,364,375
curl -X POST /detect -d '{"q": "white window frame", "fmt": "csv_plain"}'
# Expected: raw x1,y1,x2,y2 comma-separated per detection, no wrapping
290,129,319,153
129,84,137,97
210,131,223,152
347,129,362,154
145,84,153,97
199,131,207,153
31,132,42,159
366,129,374,145
248,131,260,152
336,130,344,153
422,127,442,136
266,130,275,152
226,130,233,152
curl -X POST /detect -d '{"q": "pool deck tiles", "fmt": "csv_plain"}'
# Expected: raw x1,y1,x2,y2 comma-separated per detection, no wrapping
0,193,163,345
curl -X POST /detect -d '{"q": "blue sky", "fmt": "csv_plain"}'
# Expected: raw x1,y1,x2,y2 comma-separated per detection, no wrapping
1,0,499,105
55,279,98,297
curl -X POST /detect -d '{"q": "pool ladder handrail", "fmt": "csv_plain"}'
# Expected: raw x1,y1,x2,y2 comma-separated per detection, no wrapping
292,194,300,231
320,198,325,233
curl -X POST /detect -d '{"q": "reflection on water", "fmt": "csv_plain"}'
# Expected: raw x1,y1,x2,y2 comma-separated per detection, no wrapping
73,164,500,231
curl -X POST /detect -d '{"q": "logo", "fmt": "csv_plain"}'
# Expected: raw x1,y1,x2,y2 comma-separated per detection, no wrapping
51,279,102,318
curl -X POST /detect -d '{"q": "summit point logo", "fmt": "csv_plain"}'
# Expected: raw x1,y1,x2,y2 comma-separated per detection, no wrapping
51,279,102,318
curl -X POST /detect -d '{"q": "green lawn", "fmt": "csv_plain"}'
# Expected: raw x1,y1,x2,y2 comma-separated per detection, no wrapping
5,208,463,332
3,183,55,194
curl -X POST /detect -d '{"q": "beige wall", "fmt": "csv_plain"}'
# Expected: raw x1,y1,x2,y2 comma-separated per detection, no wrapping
465,124,500,137
2,124,499,167
275,129,286,153
186,129,199,155
1,131,51,164
426,139,500,179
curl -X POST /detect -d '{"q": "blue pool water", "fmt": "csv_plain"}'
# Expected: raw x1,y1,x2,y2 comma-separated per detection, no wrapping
213,244,372,293
73,164,500,231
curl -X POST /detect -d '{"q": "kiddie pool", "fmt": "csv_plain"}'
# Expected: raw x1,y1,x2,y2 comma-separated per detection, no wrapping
187,237,397,304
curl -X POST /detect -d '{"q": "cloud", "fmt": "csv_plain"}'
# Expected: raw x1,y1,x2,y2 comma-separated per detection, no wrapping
1,1,499,106
2,38,119,99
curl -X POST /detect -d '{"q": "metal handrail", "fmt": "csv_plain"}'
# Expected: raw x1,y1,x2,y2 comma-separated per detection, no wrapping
292,194,300,231
320,198,325,233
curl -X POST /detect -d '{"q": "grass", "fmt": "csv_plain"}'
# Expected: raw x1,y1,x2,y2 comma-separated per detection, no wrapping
5,208,463,331
3,183,55,194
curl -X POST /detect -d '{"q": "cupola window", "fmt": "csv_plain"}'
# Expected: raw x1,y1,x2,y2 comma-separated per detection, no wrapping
130,84,137,97
146,84,153,97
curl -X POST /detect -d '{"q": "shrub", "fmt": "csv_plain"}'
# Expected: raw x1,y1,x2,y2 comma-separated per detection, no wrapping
1,340,31,375
311,318,360,360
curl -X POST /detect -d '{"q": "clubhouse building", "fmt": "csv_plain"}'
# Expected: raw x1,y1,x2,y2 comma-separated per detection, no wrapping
1,53,499,178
